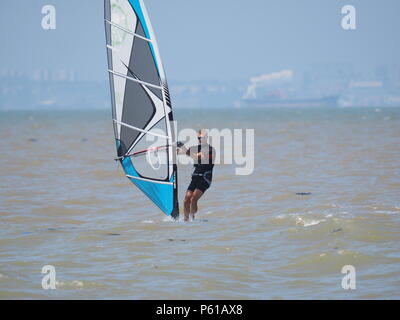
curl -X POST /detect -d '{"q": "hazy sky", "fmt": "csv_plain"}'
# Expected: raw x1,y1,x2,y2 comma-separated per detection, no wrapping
0,0,399,81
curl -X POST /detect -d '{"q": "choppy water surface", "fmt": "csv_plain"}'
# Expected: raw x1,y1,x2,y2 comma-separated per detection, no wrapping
1,107,399,299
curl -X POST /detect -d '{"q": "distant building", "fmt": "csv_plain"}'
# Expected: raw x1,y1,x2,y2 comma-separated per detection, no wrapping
338,81,400,107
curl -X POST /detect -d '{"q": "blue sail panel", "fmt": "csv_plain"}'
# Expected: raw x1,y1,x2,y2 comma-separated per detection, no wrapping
122,158,175,216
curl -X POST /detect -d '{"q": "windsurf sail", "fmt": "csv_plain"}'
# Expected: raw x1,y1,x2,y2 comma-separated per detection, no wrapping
104,0,179,219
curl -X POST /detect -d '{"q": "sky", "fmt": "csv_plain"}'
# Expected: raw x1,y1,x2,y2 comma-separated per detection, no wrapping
0,0,399,82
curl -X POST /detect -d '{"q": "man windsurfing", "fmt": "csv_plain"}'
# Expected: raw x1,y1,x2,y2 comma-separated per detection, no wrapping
177,129,215,222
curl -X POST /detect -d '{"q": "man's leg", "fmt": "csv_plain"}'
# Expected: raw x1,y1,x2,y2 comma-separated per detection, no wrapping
184,191,193,222
190,189,204,220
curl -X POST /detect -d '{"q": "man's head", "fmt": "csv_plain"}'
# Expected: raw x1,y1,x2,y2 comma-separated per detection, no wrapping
197,129,208,144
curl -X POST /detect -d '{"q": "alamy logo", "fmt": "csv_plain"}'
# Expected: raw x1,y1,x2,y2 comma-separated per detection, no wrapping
341,265,356,290
144,125,255,176
341,5,356,30
41,265,56,290
41,5,56,30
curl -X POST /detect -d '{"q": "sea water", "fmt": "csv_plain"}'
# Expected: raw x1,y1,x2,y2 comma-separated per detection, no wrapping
0,107,399,299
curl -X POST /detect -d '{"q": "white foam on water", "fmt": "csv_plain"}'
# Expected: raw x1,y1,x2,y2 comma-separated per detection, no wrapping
72,280,84,288
142,220,155,224
304,220,322,227
162,216,177,223
296,217,323,227
374,210,398,215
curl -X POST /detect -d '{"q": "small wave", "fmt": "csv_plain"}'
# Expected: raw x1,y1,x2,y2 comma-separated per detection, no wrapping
271,214,327,228
56,280,84,289
367,205,400,215
329,203,343,208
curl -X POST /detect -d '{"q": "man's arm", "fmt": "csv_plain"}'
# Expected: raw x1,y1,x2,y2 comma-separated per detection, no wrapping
177,141,188,155
187,147,203,161
177,143,204,161
177,143,198,158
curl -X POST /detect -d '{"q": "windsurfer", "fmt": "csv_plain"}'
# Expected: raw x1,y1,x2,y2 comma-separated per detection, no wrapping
177,129,215,222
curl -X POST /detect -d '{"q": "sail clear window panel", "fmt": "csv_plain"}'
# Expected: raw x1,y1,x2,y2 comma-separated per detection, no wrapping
130,120,169,181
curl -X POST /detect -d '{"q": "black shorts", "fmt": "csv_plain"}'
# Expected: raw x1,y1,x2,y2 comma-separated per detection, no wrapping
187,173,212,193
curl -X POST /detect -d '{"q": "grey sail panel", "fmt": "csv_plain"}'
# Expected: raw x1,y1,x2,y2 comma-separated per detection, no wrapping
130,22,163,100
120,81,158,156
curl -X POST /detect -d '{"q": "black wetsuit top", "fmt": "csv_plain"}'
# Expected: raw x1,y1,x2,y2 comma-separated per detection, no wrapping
193,144,215,174
187,144,215,193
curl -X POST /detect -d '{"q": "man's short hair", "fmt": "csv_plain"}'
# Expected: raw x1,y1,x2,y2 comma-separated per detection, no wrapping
198,129,209,138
